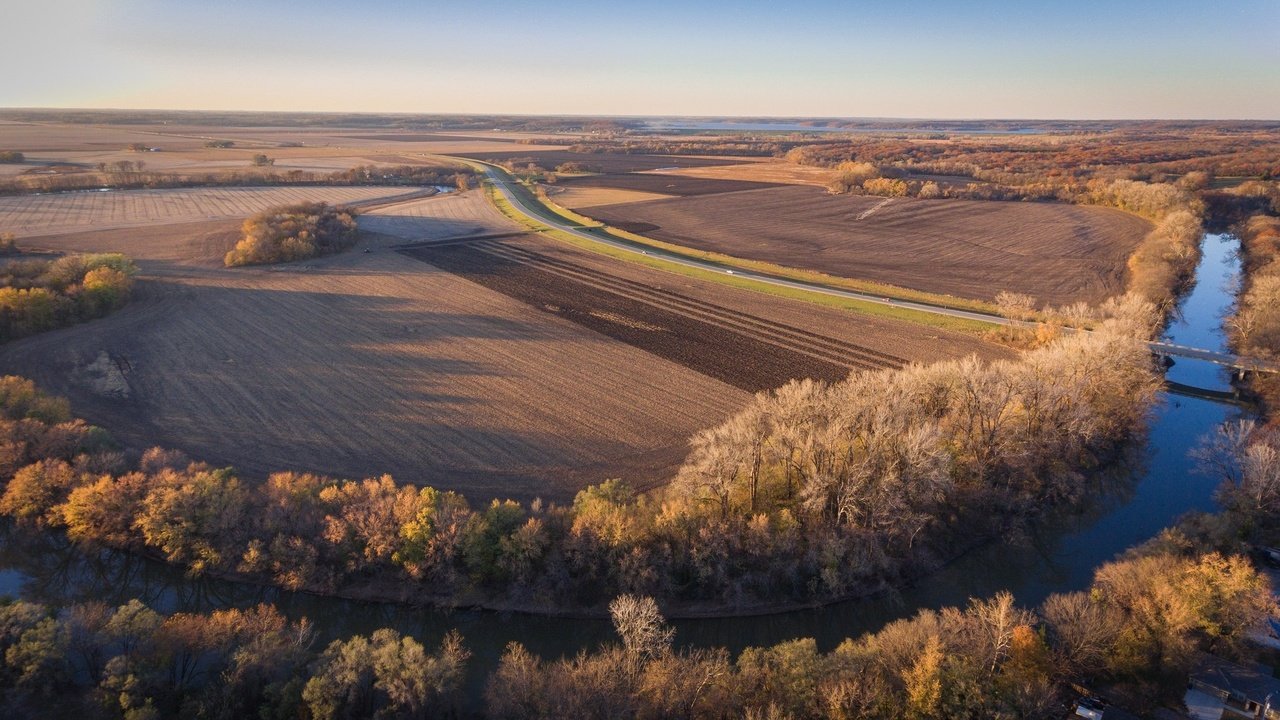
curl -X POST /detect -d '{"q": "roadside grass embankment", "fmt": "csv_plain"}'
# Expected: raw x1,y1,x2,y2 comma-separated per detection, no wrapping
480,175,997,335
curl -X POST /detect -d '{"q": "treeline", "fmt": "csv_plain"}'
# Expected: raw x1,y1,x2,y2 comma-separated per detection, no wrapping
1,414,1275,718
327,165,475,189
0,546,1269,719
487,423,1280,719
1229,215,1280,413
0,598,469,719
1085,180,1206,311
224,203,358,267
0,253,136,342
784,130,1280,188
567,139,794,157
0,151,22,164
0,327,1161,613
489,547,1270,719
0,165,476,196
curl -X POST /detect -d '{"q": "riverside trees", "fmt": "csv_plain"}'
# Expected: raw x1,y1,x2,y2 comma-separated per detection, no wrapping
0,599,469,719
0,321,1163,612
486,549,1272,719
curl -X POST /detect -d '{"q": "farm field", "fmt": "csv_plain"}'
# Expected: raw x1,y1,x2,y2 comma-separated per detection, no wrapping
0,121,566,179
458,150,751,173
586,185,1154,305
0,191,747,502
543,184,674,208
0,185,422,237
0,184,1006,503
484,233,1005,365
640,161,836,187
555,172,781,197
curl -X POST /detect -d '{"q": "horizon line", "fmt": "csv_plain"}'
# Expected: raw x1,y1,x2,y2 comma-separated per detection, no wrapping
3,107,1279,124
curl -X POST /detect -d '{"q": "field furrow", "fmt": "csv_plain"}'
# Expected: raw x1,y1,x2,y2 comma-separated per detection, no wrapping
0,186,420,237
470,240,901,372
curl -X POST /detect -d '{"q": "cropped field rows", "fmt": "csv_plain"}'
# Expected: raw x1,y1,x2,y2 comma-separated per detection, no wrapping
358,190,516,240
0,191,747,502
588,185,1153,306
470,239,905,374
0,186,416,237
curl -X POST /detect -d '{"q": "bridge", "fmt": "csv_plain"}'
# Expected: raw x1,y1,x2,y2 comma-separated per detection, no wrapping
1148,341,1280,376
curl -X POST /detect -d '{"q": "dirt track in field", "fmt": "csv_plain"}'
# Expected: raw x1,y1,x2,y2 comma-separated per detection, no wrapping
587,185,1153,306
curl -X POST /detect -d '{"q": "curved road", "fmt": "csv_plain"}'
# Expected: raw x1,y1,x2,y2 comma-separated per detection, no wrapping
482,167,1277,375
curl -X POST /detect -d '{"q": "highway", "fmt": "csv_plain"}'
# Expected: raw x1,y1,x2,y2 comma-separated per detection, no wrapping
482,167,1278,376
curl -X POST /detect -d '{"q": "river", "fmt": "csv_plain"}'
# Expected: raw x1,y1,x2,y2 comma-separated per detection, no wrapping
0,233,1250,701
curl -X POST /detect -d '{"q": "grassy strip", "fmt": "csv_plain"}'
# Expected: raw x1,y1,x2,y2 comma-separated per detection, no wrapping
497,170,1003,316
484,184,995,334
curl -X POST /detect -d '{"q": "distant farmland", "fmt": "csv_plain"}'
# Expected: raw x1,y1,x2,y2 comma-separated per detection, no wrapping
460,150,751,173
556,172,781,196
584,185,1153,305
0,185,420,237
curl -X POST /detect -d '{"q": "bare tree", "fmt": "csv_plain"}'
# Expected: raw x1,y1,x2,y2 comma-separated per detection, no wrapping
609,595,674,662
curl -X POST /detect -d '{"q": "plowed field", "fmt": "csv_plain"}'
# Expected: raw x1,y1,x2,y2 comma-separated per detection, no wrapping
0,186,422,237
587,185,1152,305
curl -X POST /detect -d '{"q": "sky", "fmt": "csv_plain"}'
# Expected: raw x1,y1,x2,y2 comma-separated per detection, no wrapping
4,0,1279,119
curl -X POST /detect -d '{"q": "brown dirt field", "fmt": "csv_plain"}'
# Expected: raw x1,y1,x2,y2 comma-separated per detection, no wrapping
0,186,422,238
404,239,904,392
0,182,1009,504
344,133,530,143
491,233,1008,367
0,121,211,152
544,185,675,208
586,185,1153,306
0,122,564,178
645,162,836,187
555,173,781,197
0,191,749,503
458,150,749,173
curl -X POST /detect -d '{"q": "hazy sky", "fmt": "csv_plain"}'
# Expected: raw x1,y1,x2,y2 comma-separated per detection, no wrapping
5,0,1279,119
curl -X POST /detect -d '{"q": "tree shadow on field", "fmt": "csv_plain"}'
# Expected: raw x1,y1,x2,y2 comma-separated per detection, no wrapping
0,279,683,504
356,214,496,243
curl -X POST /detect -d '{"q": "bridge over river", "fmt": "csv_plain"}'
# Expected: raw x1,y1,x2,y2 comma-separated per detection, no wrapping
1150,341,1280,376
